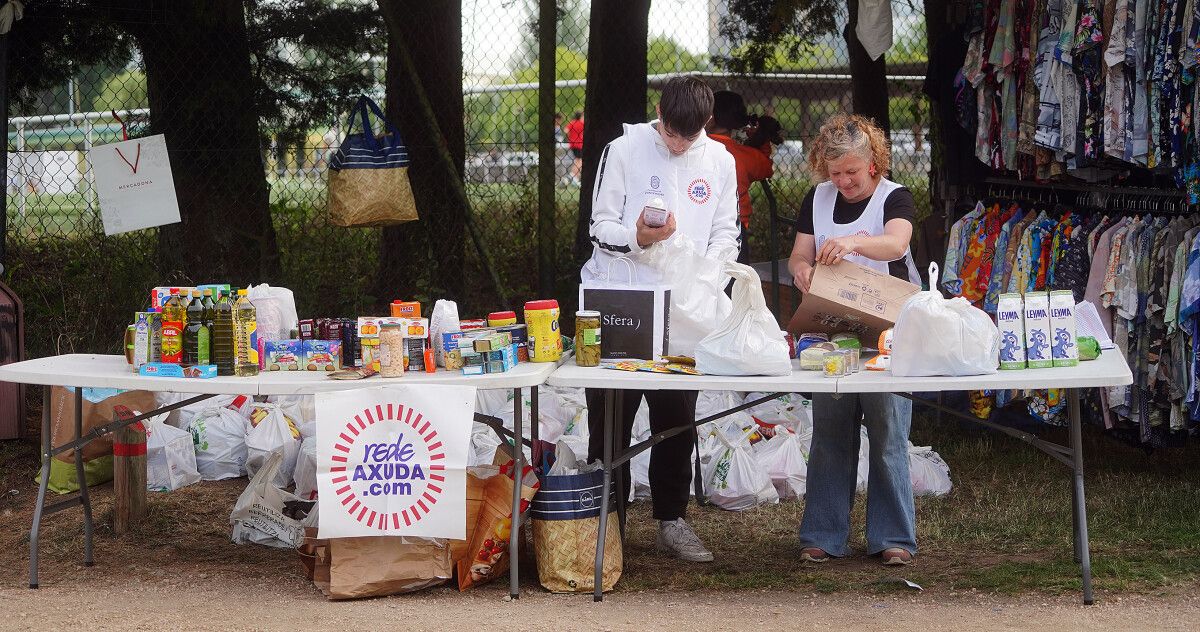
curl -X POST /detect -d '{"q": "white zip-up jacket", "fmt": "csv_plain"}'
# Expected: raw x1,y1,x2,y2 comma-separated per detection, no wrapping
581,121,740,284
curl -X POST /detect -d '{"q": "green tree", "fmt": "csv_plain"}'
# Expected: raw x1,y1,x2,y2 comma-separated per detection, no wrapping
646,36,707,75
90,69,149,112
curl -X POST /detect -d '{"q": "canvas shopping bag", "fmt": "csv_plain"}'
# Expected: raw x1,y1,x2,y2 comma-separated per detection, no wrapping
43,386,156,494
530,468,622,593
579,257,671,361
327,95,418,227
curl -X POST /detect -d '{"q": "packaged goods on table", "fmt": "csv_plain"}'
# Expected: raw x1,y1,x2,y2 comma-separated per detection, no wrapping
574,310,601,367
379,322,405,378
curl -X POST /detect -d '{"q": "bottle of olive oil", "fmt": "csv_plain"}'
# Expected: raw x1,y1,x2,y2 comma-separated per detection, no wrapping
183,290,210,366
213,290,236,376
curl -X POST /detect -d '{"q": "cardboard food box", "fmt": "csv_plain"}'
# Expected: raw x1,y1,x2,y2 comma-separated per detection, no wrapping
786,259,921,341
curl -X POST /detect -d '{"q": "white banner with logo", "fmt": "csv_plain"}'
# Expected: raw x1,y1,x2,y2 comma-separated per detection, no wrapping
90,134,181,235
315,384,474,539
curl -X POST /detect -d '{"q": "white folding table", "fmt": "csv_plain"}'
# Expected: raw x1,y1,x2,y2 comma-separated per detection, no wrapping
547,352,1133,604
0,354,560,599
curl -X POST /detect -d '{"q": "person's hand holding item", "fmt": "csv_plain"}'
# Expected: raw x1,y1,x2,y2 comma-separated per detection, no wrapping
636,209,676,248
790,258,815,293
816,234,860,265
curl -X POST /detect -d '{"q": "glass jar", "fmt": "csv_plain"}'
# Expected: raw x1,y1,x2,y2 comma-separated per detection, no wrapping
822,350,846,377
379,323,405,378
574,310,602,367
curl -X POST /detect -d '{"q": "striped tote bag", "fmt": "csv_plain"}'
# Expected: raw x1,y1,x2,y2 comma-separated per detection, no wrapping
327,95,418,226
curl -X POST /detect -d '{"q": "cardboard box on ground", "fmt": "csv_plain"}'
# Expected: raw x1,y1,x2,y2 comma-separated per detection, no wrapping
786,259,921,341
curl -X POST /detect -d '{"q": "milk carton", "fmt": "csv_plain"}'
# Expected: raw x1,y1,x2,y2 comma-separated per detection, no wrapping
996,293,1026,370
1049,290,1078,367
1023,291,1052,369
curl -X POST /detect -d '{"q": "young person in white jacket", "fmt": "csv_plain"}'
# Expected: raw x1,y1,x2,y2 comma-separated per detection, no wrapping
580,76,740,562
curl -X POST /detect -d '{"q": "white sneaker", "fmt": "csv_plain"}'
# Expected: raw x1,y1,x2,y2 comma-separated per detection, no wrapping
656,518,714,562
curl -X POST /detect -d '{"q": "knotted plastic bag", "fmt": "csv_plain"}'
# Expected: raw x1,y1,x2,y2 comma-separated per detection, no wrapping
891,263,999,377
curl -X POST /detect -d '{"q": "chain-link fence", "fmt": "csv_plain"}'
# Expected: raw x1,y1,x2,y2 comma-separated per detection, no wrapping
6,0,932,359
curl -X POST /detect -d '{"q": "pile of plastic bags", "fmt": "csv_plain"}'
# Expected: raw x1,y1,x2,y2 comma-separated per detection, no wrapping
468,388,953,513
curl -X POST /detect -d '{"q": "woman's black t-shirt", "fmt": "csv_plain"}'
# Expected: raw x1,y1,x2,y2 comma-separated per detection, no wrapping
796,185,917,281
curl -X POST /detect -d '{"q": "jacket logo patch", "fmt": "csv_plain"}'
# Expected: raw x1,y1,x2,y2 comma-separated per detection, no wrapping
686,178,711,204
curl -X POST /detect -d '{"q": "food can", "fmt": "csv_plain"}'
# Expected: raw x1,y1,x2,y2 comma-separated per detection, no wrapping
524,299,562,362
487,311,518,327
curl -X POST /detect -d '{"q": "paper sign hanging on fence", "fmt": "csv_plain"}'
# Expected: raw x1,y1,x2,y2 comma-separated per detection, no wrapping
315,384,474,539
90,134,181,235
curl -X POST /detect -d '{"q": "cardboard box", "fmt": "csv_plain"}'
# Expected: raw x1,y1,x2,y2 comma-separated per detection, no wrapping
786,259,921,341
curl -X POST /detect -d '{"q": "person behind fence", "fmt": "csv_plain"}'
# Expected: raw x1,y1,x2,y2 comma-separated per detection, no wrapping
704,90,778,264
581,76,740,563
787,113,921,567
566,111,585,185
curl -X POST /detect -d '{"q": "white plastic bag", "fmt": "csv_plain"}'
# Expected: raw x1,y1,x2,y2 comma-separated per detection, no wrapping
155,392,249,429
754,428,808,499
702,426,779,511
909,445,953,496
145,417,201,492
891,263,1000,377
230,450,308,549
245,283,299,343
245,403,302,489
293,436,318,500
429,299,461,368
266,394,316,439
695,261,792,376
641,235,732,356
188,406,252,480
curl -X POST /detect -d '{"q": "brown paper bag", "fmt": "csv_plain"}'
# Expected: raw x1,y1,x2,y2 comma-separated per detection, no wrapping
49,386,156,462
456,462,539,590
325,536,450,600
449,467,496,566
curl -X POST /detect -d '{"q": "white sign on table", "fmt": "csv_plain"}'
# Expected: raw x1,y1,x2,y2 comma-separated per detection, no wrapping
90,134,181,235
315,384,473,539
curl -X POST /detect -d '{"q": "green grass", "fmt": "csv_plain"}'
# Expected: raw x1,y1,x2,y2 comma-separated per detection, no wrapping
608,412,1200,596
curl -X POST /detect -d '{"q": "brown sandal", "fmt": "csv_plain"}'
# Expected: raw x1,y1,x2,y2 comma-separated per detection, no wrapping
881,548,913,566
800,547,832,563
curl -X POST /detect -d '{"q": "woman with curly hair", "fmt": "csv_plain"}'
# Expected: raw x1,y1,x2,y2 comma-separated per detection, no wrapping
787,113,920,566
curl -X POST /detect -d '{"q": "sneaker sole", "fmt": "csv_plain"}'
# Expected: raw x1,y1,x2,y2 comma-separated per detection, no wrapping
882,555,912,566
656,542,714,563
800,552,830,563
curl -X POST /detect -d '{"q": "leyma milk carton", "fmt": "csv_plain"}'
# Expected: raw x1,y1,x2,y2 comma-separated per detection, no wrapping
1023,291,1052,369
1049,290,1078,367
996,293,1026,370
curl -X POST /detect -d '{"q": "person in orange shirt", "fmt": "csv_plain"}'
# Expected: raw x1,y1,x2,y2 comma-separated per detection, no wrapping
705,91,777,263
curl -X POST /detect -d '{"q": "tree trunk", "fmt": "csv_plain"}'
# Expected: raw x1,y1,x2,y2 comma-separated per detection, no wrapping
845,0,891,133
135,1,279,286
572,0,651,269
378,0,466,306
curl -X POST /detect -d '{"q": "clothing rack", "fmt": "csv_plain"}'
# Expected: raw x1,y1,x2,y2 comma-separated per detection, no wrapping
972,177,1198,214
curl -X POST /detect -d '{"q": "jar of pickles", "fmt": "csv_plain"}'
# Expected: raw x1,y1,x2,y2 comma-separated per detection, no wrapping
379,323,405,378
574,310,602,367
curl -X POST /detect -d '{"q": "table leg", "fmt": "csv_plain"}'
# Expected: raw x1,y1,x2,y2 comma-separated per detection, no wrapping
509,387,523,600
594,388,615,602
29,387,52,589
614,390,627,542
1068,388,1094,605
530,386,540,446
74,388,95,567
692,431,707,507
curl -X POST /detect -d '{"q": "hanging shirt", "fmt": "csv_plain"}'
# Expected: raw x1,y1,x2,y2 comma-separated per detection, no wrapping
943,202,986,294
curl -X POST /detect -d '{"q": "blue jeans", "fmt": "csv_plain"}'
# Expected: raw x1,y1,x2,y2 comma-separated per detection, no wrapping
799,392,917,556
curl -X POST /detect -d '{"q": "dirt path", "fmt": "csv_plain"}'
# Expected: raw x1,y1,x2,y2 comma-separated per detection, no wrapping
1,573,1197,632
